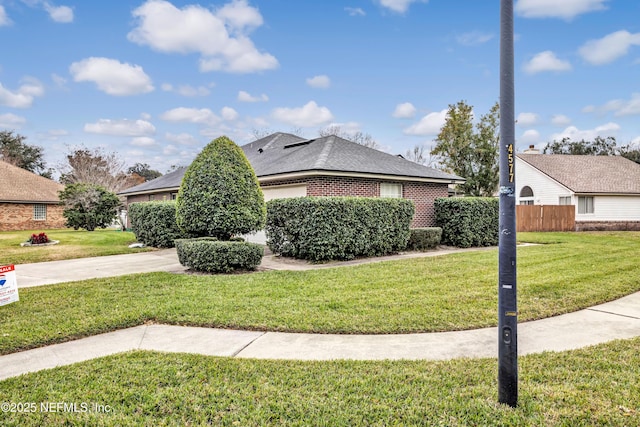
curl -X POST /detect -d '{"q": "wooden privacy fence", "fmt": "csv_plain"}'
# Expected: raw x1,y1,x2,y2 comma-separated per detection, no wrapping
516,205,575,232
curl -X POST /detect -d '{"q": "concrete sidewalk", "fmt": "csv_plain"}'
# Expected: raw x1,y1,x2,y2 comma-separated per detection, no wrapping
2,291,640,381
3,247,640,381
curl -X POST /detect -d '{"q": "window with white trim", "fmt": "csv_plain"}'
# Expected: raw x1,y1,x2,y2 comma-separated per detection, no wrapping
380,183,402,198
33,204,47,220
578,196,594,214
519,186,534,205
559,196,571,205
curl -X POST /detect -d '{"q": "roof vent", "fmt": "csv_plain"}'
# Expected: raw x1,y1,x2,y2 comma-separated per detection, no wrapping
284,139,315,149
258,148,263,153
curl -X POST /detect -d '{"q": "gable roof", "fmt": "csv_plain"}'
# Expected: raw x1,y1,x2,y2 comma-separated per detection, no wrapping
517,154,640,194
0,161,64,203
121,133,464,195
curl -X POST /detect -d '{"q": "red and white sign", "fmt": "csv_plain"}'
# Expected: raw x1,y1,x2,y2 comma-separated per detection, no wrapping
0,264,19,306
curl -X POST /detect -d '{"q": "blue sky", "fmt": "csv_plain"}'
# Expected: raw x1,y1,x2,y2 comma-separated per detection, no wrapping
1,0,639,173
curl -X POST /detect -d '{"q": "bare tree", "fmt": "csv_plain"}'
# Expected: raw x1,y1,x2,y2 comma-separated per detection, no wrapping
58,145,131,193
404,144,443,168
318,125,380,150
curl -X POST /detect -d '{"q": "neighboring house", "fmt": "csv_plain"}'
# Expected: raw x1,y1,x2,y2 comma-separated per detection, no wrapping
516,153,640,230
0,161,66,231
121,133,465,228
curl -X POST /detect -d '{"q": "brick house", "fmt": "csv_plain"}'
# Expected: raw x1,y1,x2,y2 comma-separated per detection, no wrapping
0,161,66,231
120,133,465,228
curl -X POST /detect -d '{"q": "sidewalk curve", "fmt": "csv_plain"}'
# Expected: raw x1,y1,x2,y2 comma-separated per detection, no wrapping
3,247,640,381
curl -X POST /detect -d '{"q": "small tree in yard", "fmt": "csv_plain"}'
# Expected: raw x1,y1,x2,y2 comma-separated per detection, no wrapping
175,136,266,273
176,136,265,239
59,183,121,231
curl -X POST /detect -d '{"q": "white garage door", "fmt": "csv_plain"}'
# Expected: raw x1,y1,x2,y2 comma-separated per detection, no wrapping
242,184,308,245
261,184,307,201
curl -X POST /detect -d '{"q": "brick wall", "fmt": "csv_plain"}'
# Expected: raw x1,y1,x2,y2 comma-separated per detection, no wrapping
267,176,447,227
123,178,450,228
0,203,66,231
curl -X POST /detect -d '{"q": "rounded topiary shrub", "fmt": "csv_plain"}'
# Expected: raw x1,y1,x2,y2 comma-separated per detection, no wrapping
175,239,263,273
175,135,266,273
175,136,266,240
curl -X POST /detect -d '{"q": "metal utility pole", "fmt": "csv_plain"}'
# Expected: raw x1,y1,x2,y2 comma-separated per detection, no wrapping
498,0,518,407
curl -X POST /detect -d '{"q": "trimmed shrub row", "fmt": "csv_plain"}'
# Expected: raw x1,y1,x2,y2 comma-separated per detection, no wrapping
407,227,442,251
129,201,189,248
266,197,415,261
175,238,264,273
434,197,499,248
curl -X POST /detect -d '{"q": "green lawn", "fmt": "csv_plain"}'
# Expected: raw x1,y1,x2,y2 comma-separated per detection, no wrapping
1,338,639,425
0,228,152,265
1,232,638,354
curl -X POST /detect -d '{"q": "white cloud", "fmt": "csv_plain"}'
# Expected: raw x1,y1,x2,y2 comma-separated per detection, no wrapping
323,121,362,135
221,106,239,120
516,112,538,126
51,73,67,88
379,0,428,14
523,51,572,74
597,93,640,116
43,2,73,23
551,114,571,126
0,6,11,26
160,107,222,126
403,109,447,136
69,57,154,96
515,0,608,20
131,137,156,147
306,75,331,89
456,31,494,46
165,132,200,145
0,77,44,108
519,129,540,145
578,30,640,65
271,101,334,127
127,0,278,74
238,90,268,102
45,129,69,138
84,119,156,136
392,102,416,119
161,83,212,96
582,105,596,113
552,122,620,141
0,113,26,128
345,7,365,16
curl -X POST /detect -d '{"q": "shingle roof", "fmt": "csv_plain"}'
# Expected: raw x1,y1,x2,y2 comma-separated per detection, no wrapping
517,154,640,194
0,161,65,203
122,133,464,195
243,133,464,181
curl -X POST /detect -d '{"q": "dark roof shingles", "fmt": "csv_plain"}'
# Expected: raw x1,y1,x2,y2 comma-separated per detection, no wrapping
121,132,464,194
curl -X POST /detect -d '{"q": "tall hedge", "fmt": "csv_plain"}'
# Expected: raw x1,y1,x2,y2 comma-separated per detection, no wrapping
175,136,266,240
434,197,499,248
266,197,414,261
129,201,187,248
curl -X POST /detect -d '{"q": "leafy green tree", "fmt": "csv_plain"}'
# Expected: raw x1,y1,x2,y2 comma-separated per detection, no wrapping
431,101,500,196
58,183,121,231
543,136,618,155
0,130,51,177
176,136,266,240
621,144,640,164
127,163,162,182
